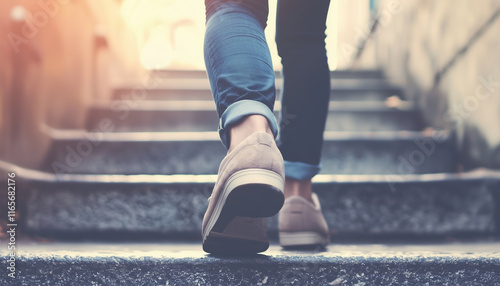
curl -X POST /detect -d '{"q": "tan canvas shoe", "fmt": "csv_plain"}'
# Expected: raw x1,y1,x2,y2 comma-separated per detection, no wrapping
202,132,285,254
279,193,329,248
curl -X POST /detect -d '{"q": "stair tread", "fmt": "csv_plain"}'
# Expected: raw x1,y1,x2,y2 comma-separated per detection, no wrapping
41,127,456,175
149,69,386,79
3,161,498,237
86,99,422,132
114,84,402,93
45,128,444,142
2,242,499,285
113,86,403,101
115,78,395,89
89,99,415,111
6,241,499,259
3,160,498,184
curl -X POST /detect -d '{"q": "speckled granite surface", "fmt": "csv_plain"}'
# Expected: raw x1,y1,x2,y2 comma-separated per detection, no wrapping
86,104,422,132
24,175,499,237
1,242,499,285
42,134,456,175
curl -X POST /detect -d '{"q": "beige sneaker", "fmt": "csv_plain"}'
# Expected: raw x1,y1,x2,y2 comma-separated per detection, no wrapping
202,132,285,254
279,193,329,248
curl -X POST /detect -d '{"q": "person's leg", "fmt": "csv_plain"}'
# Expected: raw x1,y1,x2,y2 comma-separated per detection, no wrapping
202,0,285,254
276,0,331,202
204,0,277,150
276,0,331,248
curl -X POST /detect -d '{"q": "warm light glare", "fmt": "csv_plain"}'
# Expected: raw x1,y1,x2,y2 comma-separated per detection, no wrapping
121,0,338,70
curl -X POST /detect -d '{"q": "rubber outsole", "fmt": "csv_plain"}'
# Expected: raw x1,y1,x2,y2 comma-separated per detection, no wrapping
203,229,269,254
203,171,284,254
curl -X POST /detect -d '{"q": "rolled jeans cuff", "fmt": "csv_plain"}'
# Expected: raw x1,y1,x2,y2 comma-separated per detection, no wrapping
219,100,278,149
284,160,321,180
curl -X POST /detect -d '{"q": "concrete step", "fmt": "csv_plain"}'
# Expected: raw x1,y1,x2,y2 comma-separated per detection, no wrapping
2,242,499,285
40,129,456,175
112,85,403,101
150,69,387,79
86,100,423,132
133,77,393,89
4,161,497,238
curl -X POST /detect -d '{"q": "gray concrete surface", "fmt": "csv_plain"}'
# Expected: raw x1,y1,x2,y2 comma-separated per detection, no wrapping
1,242,499,285
112,85,403,101
86,100,422,132
41,130,456,175
22,171,499,237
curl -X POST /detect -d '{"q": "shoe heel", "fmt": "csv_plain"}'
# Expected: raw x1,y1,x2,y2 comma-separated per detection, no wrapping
224,169,285,218
203,168,285,254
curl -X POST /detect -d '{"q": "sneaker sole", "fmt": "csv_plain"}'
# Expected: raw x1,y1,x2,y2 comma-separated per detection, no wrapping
279,231,329,248
202,169,284,254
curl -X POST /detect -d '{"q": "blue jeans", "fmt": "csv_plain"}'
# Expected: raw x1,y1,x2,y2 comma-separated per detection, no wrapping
205,0,331,180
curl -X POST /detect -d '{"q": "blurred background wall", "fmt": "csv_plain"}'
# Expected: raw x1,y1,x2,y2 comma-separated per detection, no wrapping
1,0,499,171
119,0,341,70
356,0,500,169
0,0,143,168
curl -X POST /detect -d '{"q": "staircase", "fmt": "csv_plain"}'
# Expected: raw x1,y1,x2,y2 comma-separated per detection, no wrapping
1,70,499,285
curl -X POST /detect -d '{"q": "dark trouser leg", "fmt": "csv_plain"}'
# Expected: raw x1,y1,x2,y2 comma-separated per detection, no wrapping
276,0,331,179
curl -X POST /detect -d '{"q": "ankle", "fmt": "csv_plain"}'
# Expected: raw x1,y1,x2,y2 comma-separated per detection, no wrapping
284,178,313,203
228,115,273,152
